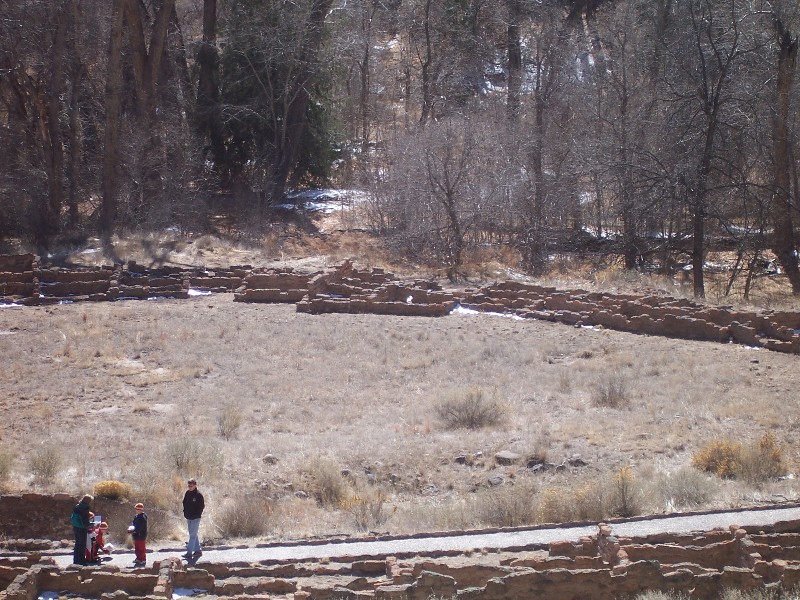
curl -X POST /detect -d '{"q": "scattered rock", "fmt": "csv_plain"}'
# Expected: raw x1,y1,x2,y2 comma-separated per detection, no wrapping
488,475,505,487
495,451,521,466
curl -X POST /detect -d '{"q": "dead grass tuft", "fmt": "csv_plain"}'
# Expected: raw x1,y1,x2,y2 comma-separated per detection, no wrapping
165,438,224,478
217,408,243,440
28,445,62,488
215,492,273,538
736,433,788,485
474,482,536,527
303,457,350,508
435,387,504,430
592,372,630,409
646,466,718,511
0,448,14,488
340,486,391,532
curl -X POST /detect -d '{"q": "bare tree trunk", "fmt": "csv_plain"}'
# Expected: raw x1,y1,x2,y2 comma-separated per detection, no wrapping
770,16,800,294
268,0,333,203
101,0,126,242
419,0,433,127
196,0,226,181
66,0,83,228
506,0,522,122
38,0,70,248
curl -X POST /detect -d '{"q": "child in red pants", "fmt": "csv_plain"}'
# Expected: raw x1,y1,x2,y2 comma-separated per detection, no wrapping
129,503,148,567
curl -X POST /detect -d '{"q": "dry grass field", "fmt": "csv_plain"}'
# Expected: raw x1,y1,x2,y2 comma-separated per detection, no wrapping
1,222,800,547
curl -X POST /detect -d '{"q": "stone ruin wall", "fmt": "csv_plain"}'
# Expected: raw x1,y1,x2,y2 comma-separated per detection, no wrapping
4,507,800,600
1,254,798,353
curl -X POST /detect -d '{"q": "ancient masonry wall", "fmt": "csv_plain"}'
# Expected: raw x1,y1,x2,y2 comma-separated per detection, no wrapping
3,512,800,600
1,255,798,353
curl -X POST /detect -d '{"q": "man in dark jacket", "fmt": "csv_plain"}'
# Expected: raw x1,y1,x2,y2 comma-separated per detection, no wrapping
182,478,205,559
71,494,93,565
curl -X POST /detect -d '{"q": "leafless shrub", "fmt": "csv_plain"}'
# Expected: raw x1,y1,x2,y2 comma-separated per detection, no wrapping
633,592,690,600
736,433,787,485
341,487,390,532
0,448,14,487
217,408,243,440
647,466,718,511
609,466,642,518
593,372,630,408
165,439,224,478
215,493,273,538
28,445,62,487
435,387,504,430
537,479,610,524
304,457,350,508
474,482,536,527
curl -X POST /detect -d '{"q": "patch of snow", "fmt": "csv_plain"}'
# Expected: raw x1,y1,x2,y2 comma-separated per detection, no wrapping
451,305,524,321
173,589,203,598
406,295,413,304
188,289,212,297
81,248,101,254
0,303,22,309
38,592,58,600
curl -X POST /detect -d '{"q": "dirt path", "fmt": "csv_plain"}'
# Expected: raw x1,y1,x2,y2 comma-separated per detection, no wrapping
52,504,800,568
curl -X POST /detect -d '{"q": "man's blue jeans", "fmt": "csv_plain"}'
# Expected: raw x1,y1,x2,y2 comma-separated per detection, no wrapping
187,518,201,553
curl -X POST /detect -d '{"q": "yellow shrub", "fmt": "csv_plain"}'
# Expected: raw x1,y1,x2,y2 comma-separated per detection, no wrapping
692,440,742,479
93,479,131,500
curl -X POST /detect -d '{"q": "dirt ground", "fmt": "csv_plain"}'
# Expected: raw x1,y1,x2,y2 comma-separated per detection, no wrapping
2,212,800,544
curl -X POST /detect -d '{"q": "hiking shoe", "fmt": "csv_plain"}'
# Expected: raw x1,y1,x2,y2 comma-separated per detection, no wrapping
192,551,202,558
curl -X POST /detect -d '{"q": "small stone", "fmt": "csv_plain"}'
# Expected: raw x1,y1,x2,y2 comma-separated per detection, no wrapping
488,475,505,487
495,451,522,466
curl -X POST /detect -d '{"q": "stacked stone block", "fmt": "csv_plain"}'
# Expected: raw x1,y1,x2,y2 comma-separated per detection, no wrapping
5,518,800,599
0,254,37,305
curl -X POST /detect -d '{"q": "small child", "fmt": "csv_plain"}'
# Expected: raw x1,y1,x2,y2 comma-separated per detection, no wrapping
90,521,112,562
129,503,148,567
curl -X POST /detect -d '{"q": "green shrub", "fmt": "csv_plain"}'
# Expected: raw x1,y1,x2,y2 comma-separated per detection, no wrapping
435,387,503,430
215,493,273,538
93,480,132,500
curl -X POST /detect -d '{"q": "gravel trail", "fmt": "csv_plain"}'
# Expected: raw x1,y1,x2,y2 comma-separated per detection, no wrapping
51,504,800,569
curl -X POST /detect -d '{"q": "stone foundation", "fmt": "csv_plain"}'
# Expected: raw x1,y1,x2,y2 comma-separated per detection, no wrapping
1,254,798,353
4,519,800,599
